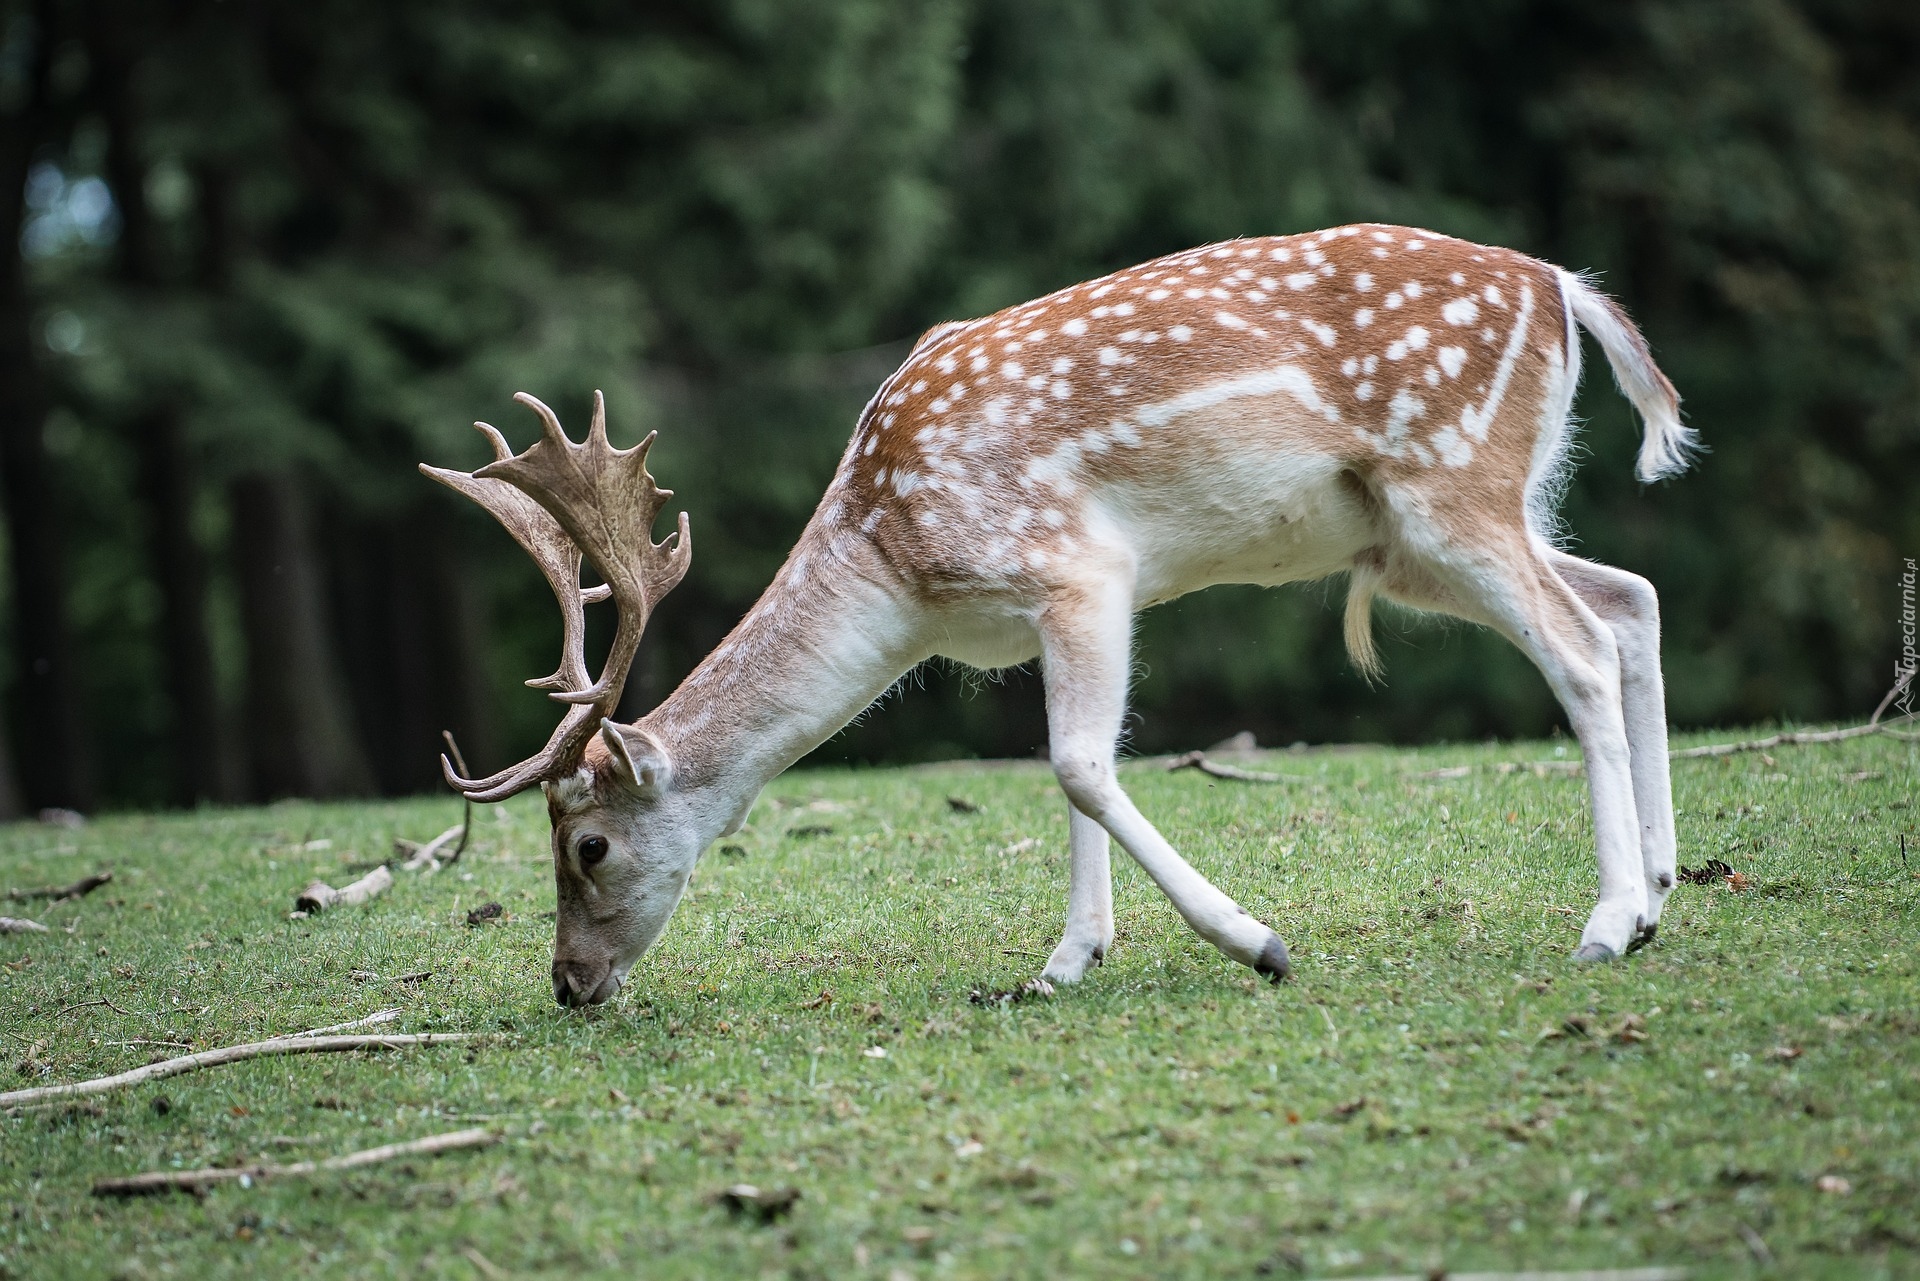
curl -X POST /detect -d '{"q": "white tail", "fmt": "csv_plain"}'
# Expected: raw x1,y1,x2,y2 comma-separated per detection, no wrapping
428,223,1694,1007
1559,269,1696,482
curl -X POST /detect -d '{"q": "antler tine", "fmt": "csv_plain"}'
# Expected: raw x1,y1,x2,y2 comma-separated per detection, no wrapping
473,420,514,463
419,392,692,800
513,392,572,449
588,389,610,449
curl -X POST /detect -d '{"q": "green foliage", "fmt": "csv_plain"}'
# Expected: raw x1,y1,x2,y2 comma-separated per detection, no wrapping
1,732,1915,1274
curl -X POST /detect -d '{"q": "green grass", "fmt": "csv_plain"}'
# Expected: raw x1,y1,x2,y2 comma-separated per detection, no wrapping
2,730,1915,1280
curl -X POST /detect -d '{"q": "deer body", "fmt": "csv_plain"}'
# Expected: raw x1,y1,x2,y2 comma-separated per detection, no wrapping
428,223,1695,1006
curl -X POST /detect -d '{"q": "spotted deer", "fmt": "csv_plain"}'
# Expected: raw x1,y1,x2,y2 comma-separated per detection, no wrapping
424,223,1695,1007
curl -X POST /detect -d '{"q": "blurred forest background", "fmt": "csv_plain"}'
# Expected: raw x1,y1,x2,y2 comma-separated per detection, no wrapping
0,0,1915,813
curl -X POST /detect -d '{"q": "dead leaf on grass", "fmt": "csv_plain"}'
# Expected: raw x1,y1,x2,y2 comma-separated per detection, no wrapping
1677,858,1734,885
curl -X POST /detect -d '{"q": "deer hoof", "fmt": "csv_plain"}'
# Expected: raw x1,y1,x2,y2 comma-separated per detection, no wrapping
1253,934,1291,984
1572,941,1618,963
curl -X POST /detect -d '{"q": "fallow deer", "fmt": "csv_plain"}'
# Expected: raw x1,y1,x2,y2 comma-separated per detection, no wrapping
423,223,1695,1007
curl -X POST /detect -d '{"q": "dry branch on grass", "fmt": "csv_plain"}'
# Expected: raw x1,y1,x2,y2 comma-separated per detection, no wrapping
6,870,112,903
395,823,465,872
1669,717,1915,759
292,864,393,915
92,1127,497,1197
1164,751,1310,784
0,1030,479,1108
0,916,49,933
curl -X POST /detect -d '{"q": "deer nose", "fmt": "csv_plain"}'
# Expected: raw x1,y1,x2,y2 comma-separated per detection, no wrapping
552,961,590,1008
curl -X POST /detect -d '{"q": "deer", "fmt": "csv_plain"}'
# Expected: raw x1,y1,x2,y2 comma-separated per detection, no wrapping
422,222,1695,1008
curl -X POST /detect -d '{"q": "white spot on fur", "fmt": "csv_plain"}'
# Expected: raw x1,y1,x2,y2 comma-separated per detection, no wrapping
1354,308,1374,328
1431,423,1474,466
1216,311,1248,330
1404,325,1429,351
1301,319,1337,347
1354,272,1374,292
1355,381,1374,401
1286,273,1315,290
1061,317,1088,337
1169,325,1193,341
1001,361,1024,380
1442,297,1479,326
1437,346,1467,377
1384,291,1404,310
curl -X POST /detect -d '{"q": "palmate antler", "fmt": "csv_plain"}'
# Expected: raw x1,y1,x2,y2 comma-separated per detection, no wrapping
420,392,690,801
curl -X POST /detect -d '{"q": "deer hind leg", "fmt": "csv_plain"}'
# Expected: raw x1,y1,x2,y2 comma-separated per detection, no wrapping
1042,802,1115,984
1038,568,1290,982
1426,540,1648,959
1546,551,1677,938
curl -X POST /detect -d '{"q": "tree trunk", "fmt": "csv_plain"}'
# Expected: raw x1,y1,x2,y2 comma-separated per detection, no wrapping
0,0,92,812
137,411,235,803
230,472,373,800
335,508,498,795
95,13,235,805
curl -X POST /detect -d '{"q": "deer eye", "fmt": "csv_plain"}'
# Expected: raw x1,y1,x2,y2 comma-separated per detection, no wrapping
577,835,610,868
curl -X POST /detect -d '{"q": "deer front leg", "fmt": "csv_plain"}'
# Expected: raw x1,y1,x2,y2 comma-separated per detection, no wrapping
1039,571,1290,982
1042,802,1115,984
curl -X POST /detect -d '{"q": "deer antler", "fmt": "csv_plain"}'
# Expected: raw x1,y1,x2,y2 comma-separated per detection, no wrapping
420,392,690,801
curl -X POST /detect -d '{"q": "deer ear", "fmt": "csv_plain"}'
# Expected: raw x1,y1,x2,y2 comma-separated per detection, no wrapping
599,721,673,796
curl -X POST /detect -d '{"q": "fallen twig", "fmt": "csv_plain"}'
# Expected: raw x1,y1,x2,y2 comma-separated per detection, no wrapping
1675,674,1918,759
292,1008,400,1038
1671,720,1906,759
91,1126,497,1198
293,865,393,916
1165,751,1309,784
440,730,474,866
6,870,112,903
57,997,131,1017
0,1031,479,1108
395,824,465,872
0,916,49,934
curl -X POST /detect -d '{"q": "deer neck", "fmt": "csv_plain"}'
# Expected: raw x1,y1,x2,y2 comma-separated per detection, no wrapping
640,531,922,824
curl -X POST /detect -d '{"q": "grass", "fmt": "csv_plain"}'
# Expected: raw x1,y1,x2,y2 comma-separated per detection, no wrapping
1,729,1915,1280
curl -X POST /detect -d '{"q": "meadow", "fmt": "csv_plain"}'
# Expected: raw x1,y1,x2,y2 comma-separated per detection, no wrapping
2,729,1915,1279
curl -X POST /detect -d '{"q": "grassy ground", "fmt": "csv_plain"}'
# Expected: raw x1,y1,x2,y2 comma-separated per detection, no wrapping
1,729,1915,1280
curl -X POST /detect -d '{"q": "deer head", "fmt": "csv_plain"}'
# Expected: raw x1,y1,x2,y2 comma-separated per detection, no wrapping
422,392,692,1007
